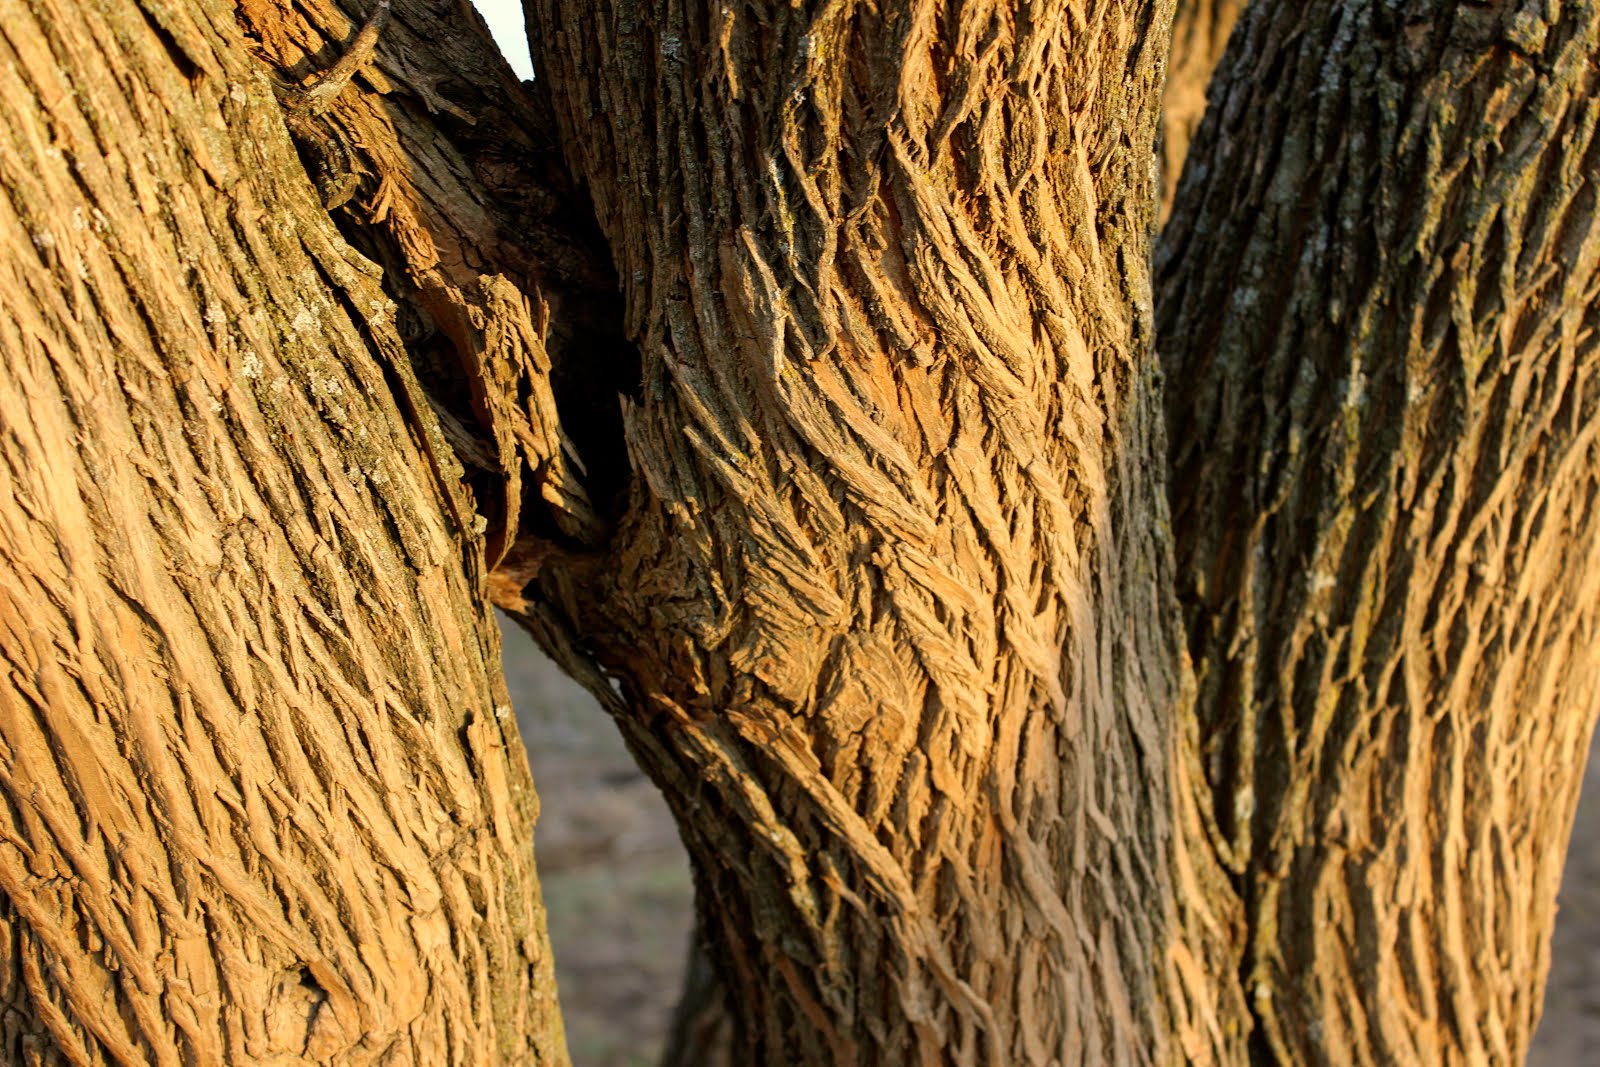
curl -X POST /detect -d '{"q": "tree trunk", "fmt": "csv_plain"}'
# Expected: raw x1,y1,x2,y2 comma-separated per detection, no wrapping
1160,0,1247,220
9,0,1600,1061
645,4,1257,1056
0,0,585,1060
1158,2,1600,1062
515,1,1248,1061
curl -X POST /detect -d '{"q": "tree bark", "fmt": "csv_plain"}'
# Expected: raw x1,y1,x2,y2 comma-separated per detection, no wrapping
1159,3,1600,1062
9,0,1600,1062
517,1,1248,1062
0,0,581,1060
1160,0,1247,221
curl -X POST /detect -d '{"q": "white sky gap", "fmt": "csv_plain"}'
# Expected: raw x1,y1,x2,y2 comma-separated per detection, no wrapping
470,0,533,80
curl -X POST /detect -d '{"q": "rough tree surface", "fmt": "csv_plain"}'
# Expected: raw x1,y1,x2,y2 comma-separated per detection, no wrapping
522,0,1248,1061
2,0,1598,1063
0,0,580,1060
1160,2,1600,1061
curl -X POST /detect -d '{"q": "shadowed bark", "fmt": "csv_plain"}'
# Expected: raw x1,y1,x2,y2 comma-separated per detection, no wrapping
1159,2,1600,1062
1160,0,1248,220
659,922,734,1067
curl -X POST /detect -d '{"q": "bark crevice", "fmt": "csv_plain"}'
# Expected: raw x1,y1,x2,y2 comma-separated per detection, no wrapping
238,0,635,585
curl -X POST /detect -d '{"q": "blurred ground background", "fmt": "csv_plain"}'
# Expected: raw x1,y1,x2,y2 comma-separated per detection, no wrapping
502,616,1600,1066
1530,741,1600,1065
502,619,693,1066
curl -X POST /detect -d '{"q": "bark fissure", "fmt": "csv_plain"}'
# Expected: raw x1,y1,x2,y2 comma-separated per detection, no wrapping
237,0,634,567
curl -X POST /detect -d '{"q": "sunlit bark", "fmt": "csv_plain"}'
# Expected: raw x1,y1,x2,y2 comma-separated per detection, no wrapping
0,0,574,1059
518,1,1247,1061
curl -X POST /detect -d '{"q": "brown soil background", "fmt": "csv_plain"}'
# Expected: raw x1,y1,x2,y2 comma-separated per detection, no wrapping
501,619,1600,1066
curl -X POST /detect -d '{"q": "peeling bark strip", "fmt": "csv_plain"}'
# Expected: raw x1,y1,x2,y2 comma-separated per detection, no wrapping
522,1,1248,1061
0,0,567,1060
234,0,622,573
1161,3,1600,1063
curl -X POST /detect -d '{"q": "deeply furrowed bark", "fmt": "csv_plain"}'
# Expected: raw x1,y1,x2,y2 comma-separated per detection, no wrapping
1159,0,1246,220
516,1,1249,1061
1160,3,1600,1062
11,0,1599,1060
0,0,582,1060
232,0,621,564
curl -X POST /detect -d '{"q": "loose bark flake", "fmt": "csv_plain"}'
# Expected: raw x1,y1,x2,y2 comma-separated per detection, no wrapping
234,0,628,573
1161,4,1600,1062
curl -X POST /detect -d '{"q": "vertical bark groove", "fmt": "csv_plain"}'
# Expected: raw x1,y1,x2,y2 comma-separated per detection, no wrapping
1160,4,1600,1062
